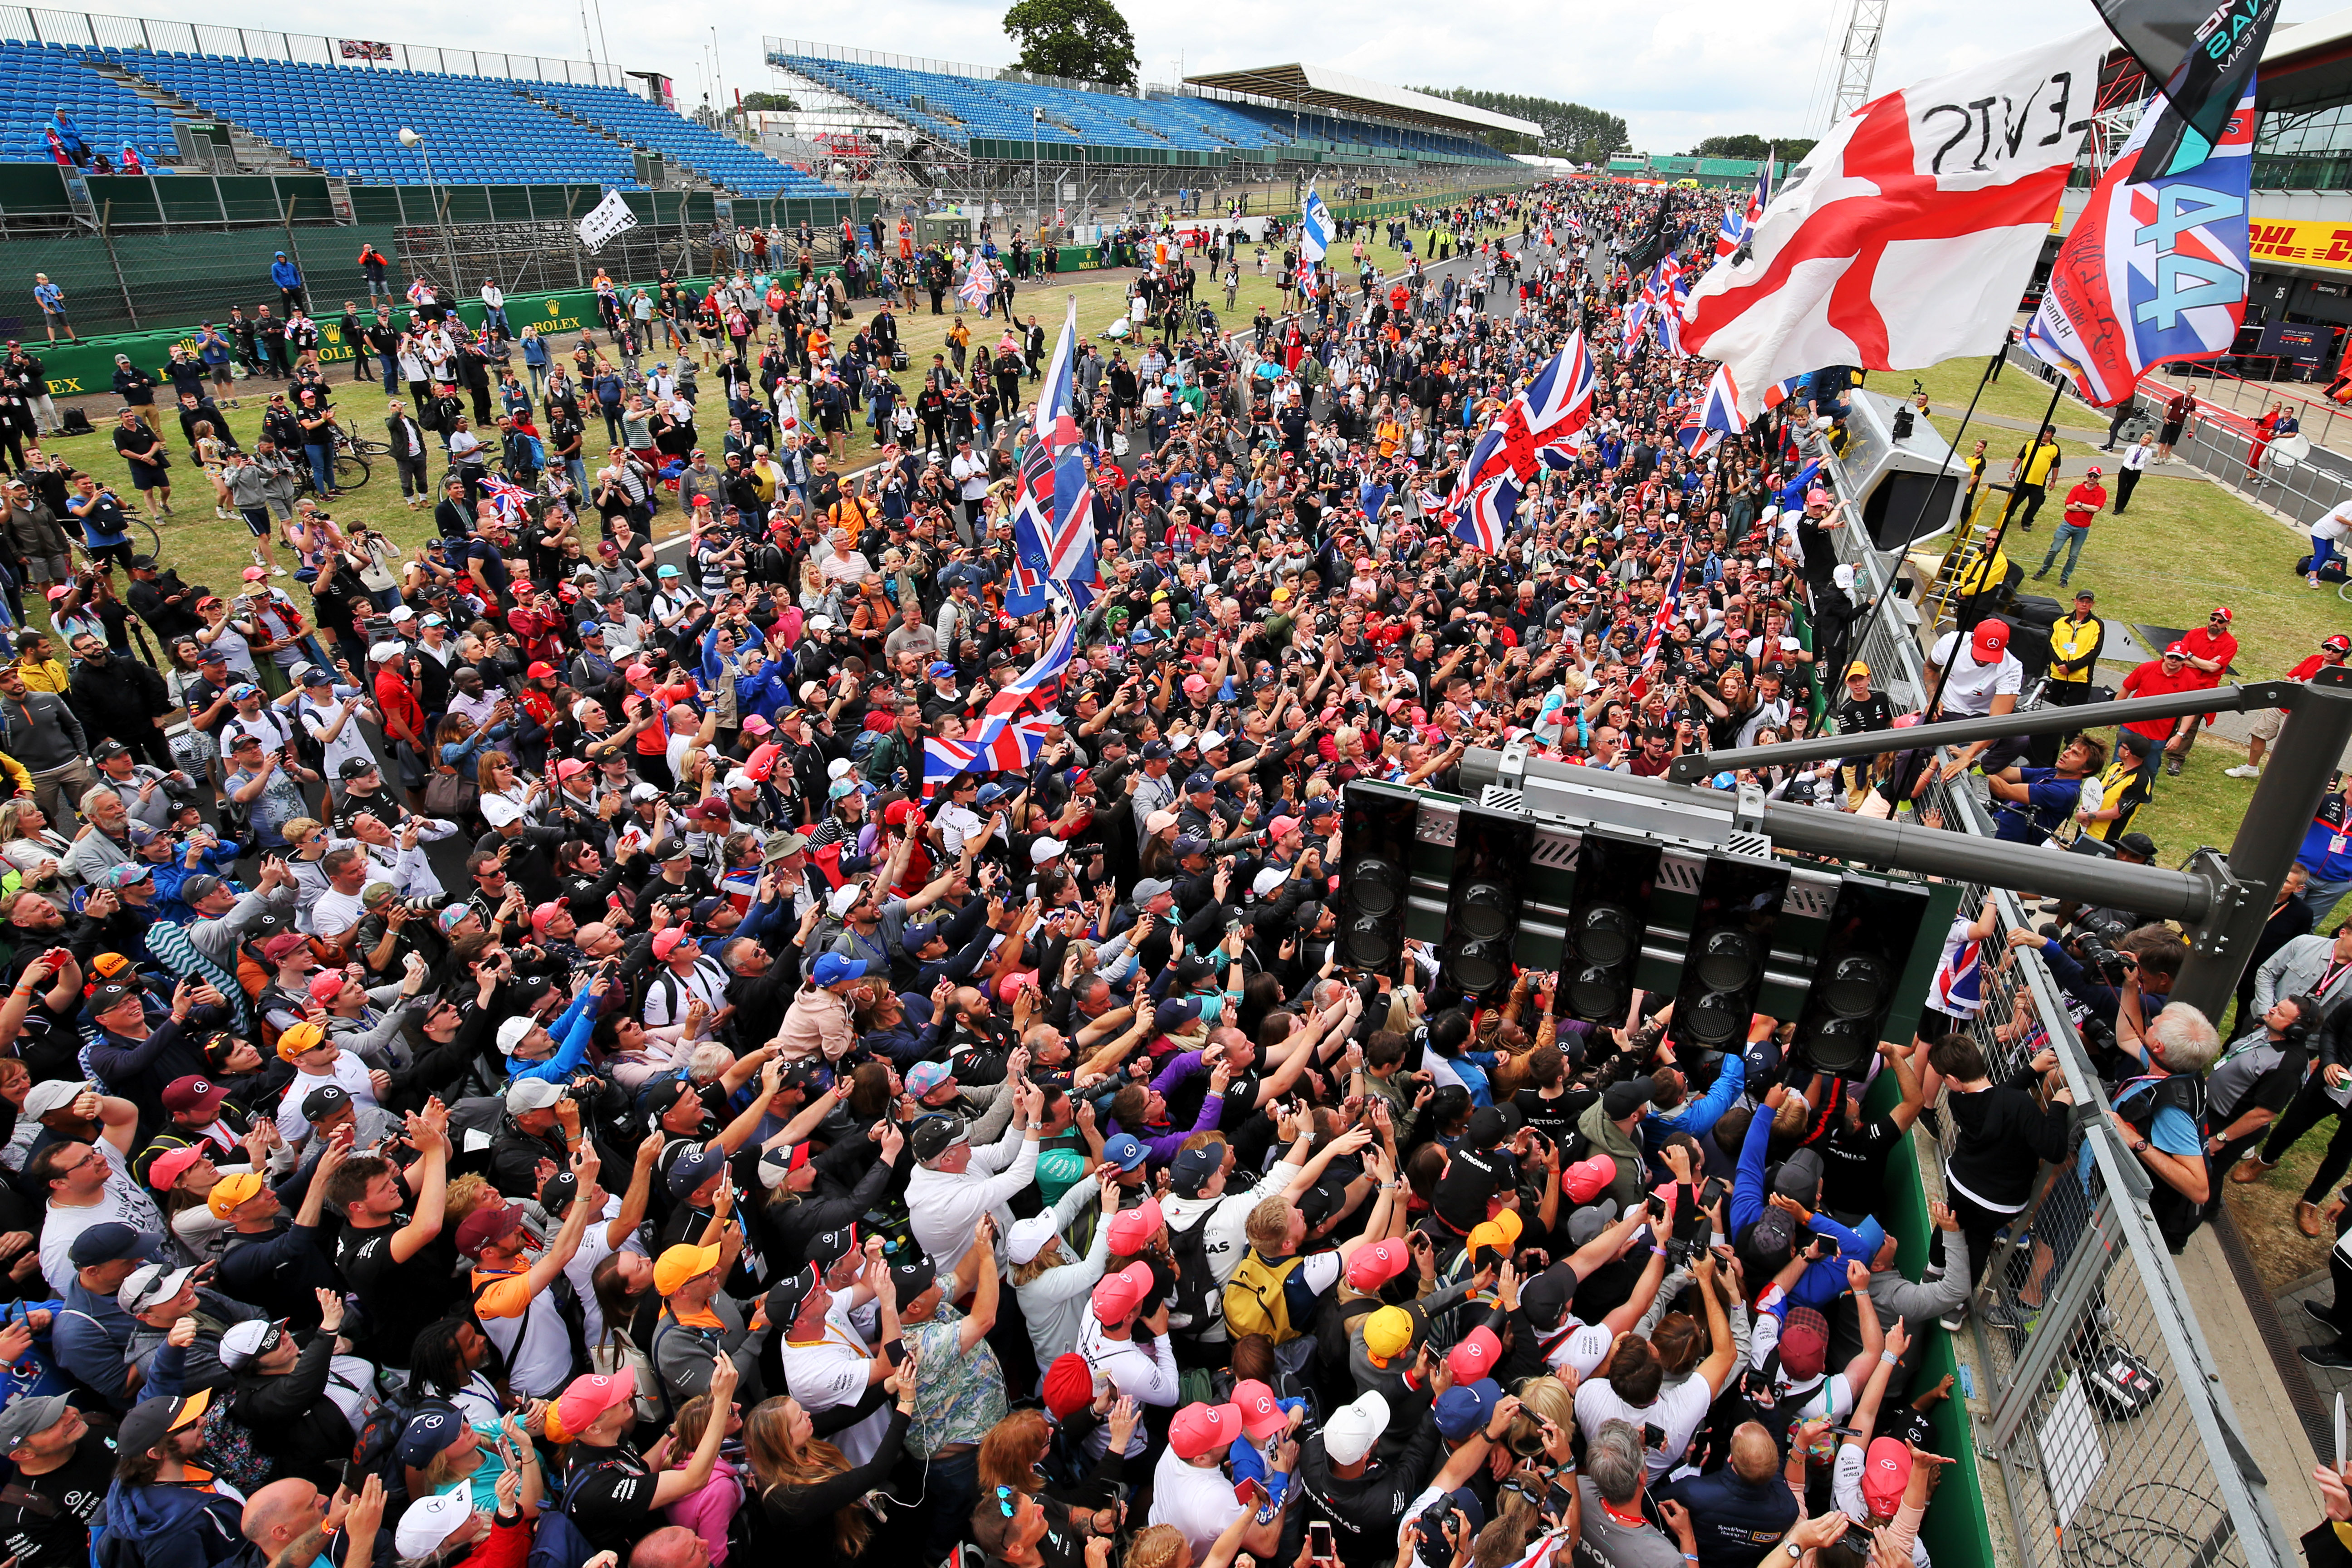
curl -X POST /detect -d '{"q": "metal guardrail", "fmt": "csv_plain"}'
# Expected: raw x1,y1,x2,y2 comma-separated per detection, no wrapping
1818,430,2295,1568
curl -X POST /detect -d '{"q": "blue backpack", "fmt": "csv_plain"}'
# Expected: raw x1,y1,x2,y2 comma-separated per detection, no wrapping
527,1465,608,1568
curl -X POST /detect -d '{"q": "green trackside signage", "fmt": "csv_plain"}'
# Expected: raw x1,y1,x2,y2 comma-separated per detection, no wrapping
24,274,747,397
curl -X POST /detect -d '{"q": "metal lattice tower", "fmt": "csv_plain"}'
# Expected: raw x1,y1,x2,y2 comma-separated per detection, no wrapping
1829,0,1887,125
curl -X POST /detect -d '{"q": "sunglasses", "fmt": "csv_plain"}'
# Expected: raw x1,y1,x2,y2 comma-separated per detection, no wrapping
994,1487,1018,1519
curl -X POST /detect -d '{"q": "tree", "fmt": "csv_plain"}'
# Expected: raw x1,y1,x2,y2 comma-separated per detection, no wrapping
1413,88,1626,164
1003,0,1138,90
725,90,797,121
1688,133,1815,164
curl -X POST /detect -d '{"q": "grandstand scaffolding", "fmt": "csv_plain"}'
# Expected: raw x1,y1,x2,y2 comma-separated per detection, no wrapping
762,38,1530,234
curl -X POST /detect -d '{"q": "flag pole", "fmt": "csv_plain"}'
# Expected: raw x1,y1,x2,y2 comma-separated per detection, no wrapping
1838,346,2003,695
1921,368,2069,722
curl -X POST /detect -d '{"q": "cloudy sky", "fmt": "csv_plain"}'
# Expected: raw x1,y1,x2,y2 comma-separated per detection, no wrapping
112,0,2352,152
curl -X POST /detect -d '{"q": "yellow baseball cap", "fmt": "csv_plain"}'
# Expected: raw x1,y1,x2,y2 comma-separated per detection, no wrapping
275,1022,326,1061
653,1243,723,1297
207,1171,265,1218
1362,1304,1416,1366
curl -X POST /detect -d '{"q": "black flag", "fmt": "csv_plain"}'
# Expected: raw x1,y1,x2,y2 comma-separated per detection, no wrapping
2094,0,2278,177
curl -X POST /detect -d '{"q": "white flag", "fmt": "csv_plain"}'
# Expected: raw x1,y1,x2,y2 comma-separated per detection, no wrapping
1300,186,1331,263
1681,27,2105,415
577,189,639,253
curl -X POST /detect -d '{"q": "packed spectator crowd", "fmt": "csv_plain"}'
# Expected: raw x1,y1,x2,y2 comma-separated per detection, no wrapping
0,172,2330,1568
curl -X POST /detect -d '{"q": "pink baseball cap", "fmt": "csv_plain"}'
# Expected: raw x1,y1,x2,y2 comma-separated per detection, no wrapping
1449,1325,1503,1383
304,971,343,1004
1231,1378,1287,1441
1563,1155,1617,1204
1105,1196,1163,1255
1170,1401,1244,1460
1266,814,1301,841
1344,1238,1411,1290
554,1374,636,1436
1860,1436,1913,1517
1090,1261,1153,1323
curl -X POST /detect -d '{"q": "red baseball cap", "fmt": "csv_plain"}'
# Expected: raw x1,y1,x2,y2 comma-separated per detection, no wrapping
1970,619,2010,661
1860,1436,1913,1518
2164,642,2189,658
526,661,556,679
530,901,568,932
1105,1196,1163,1255
159,1076,227,1118
1169,1401,1244,1460
2212,605,2233,622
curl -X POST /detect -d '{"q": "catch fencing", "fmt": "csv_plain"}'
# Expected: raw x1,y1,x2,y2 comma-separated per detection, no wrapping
1822,424,2296,1568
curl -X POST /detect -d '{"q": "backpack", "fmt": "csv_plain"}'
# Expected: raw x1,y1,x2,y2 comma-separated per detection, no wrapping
349,1386,457,1491
1165,1209,1222,1342
289,700,329,771
1223,1250,1308,1345
199,1392,275,1494
528,1465,609,1568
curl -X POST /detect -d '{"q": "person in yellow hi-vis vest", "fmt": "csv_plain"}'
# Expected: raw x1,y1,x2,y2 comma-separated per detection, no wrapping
2002,425,2063,532
2044,589,2106,707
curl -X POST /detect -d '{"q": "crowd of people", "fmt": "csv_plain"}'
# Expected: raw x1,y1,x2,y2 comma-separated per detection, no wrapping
0,172,2333,1568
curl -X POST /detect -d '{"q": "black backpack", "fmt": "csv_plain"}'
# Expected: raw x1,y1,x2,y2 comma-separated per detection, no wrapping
1166,1208,1221,1343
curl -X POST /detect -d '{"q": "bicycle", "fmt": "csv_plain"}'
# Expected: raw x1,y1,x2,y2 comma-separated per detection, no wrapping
293,430,373,497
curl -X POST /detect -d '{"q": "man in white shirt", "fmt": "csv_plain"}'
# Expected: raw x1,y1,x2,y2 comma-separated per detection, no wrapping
31,1100,162,1294
1570,1253,1740,1477
774,1256,898,1465
1926,617,2027,778
1150,1402,1286,1560
1078,1261,1177,1455
905,1089,1044,1276
2115,436,2152,515
951,437,991,534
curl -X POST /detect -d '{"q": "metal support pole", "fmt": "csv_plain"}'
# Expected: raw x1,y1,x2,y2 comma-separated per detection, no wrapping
1671,681,2296,782
2176,664,2352,1017
1458,747,2220,921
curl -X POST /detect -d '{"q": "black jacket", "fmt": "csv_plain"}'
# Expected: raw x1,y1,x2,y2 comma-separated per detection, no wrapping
228,1332,355,1489
67,651,170,738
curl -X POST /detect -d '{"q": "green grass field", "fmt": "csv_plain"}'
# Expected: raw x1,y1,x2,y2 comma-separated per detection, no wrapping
50,227,1440,605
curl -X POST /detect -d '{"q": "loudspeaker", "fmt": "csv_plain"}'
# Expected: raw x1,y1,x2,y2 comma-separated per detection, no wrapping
1863,468,1962,551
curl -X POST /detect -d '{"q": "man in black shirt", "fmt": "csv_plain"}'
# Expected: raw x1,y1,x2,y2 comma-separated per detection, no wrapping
562,1354,739,1552
1816,1039,1927,1219
0,1395,114,1568
326,1105,452,1369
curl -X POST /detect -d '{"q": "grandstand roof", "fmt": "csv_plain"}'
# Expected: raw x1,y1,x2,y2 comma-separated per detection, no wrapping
1178,64,1540,139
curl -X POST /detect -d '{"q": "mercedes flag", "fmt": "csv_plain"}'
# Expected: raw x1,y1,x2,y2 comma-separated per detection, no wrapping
577,189,639,253
2094,0,2278,177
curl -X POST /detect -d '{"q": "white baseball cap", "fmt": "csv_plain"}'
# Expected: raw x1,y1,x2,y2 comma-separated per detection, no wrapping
394,1492,476,1562
1323,1391,1390,1466
1005,1214,1062,1264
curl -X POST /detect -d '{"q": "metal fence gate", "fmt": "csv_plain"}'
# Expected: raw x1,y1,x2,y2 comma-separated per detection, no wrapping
1818,423,2296,1568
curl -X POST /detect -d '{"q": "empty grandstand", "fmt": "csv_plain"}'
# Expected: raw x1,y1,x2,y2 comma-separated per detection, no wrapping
764,39,1533,220
0,8,847,202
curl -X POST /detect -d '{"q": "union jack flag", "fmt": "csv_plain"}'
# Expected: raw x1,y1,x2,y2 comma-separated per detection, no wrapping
1008,297,1099,615
1627,551,1687,700
1621,276,1654,355
1676,363,1749,456
922,717,1049,799
957,252,995,309
1716,204,1745,261
1759,374,1802,412
981,588,1081,725
1653,257,1690,358
1446,470,1520,556
482,475,535,527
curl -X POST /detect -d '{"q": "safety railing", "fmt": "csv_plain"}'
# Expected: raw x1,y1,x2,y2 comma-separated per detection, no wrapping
1817,425,2297,1568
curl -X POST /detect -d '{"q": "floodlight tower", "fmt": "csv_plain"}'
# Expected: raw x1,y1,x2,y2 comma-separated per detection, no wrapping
1829,0,1887,125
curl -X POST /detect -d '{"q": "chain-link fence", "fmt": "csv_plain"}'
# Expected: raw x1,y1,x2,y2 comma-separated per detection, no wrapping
1819,427,2297,1568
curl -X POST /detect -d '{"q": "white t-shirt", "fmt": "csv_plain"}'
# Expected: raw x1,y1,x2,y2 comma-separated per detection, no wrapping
1078,1316,1178,1455
2318,500,2352,544
1925,632,2024,717
1573,1371,1713,1478
1149,1446,1246,1557
39,1141,167,1294
780,1305,889,1464
273,1052,380,1144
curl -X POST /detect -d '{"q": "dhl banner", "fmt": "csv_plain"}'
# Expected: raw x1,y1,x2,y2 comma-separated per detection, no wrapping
2246,217,2352,271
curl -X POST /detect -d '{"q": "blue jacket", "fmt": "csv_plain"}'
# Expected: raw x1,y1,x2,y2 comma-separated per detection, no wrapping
102,1479,246,1568
270,258,301,289
1730,1105,1874,1309
508,986,599,1084
1649,1050,1747,1141
1656,1465,1801,1568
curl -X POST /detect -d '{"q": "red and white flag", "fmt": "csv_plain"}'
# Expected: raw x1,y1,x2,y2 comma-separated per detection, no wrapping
1681,28,2106,416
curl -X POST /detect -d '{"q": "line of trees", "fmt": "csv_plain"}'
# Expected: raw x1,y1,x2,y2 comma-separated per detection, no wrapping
1685,133,1818,164
1412,88,1627,163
